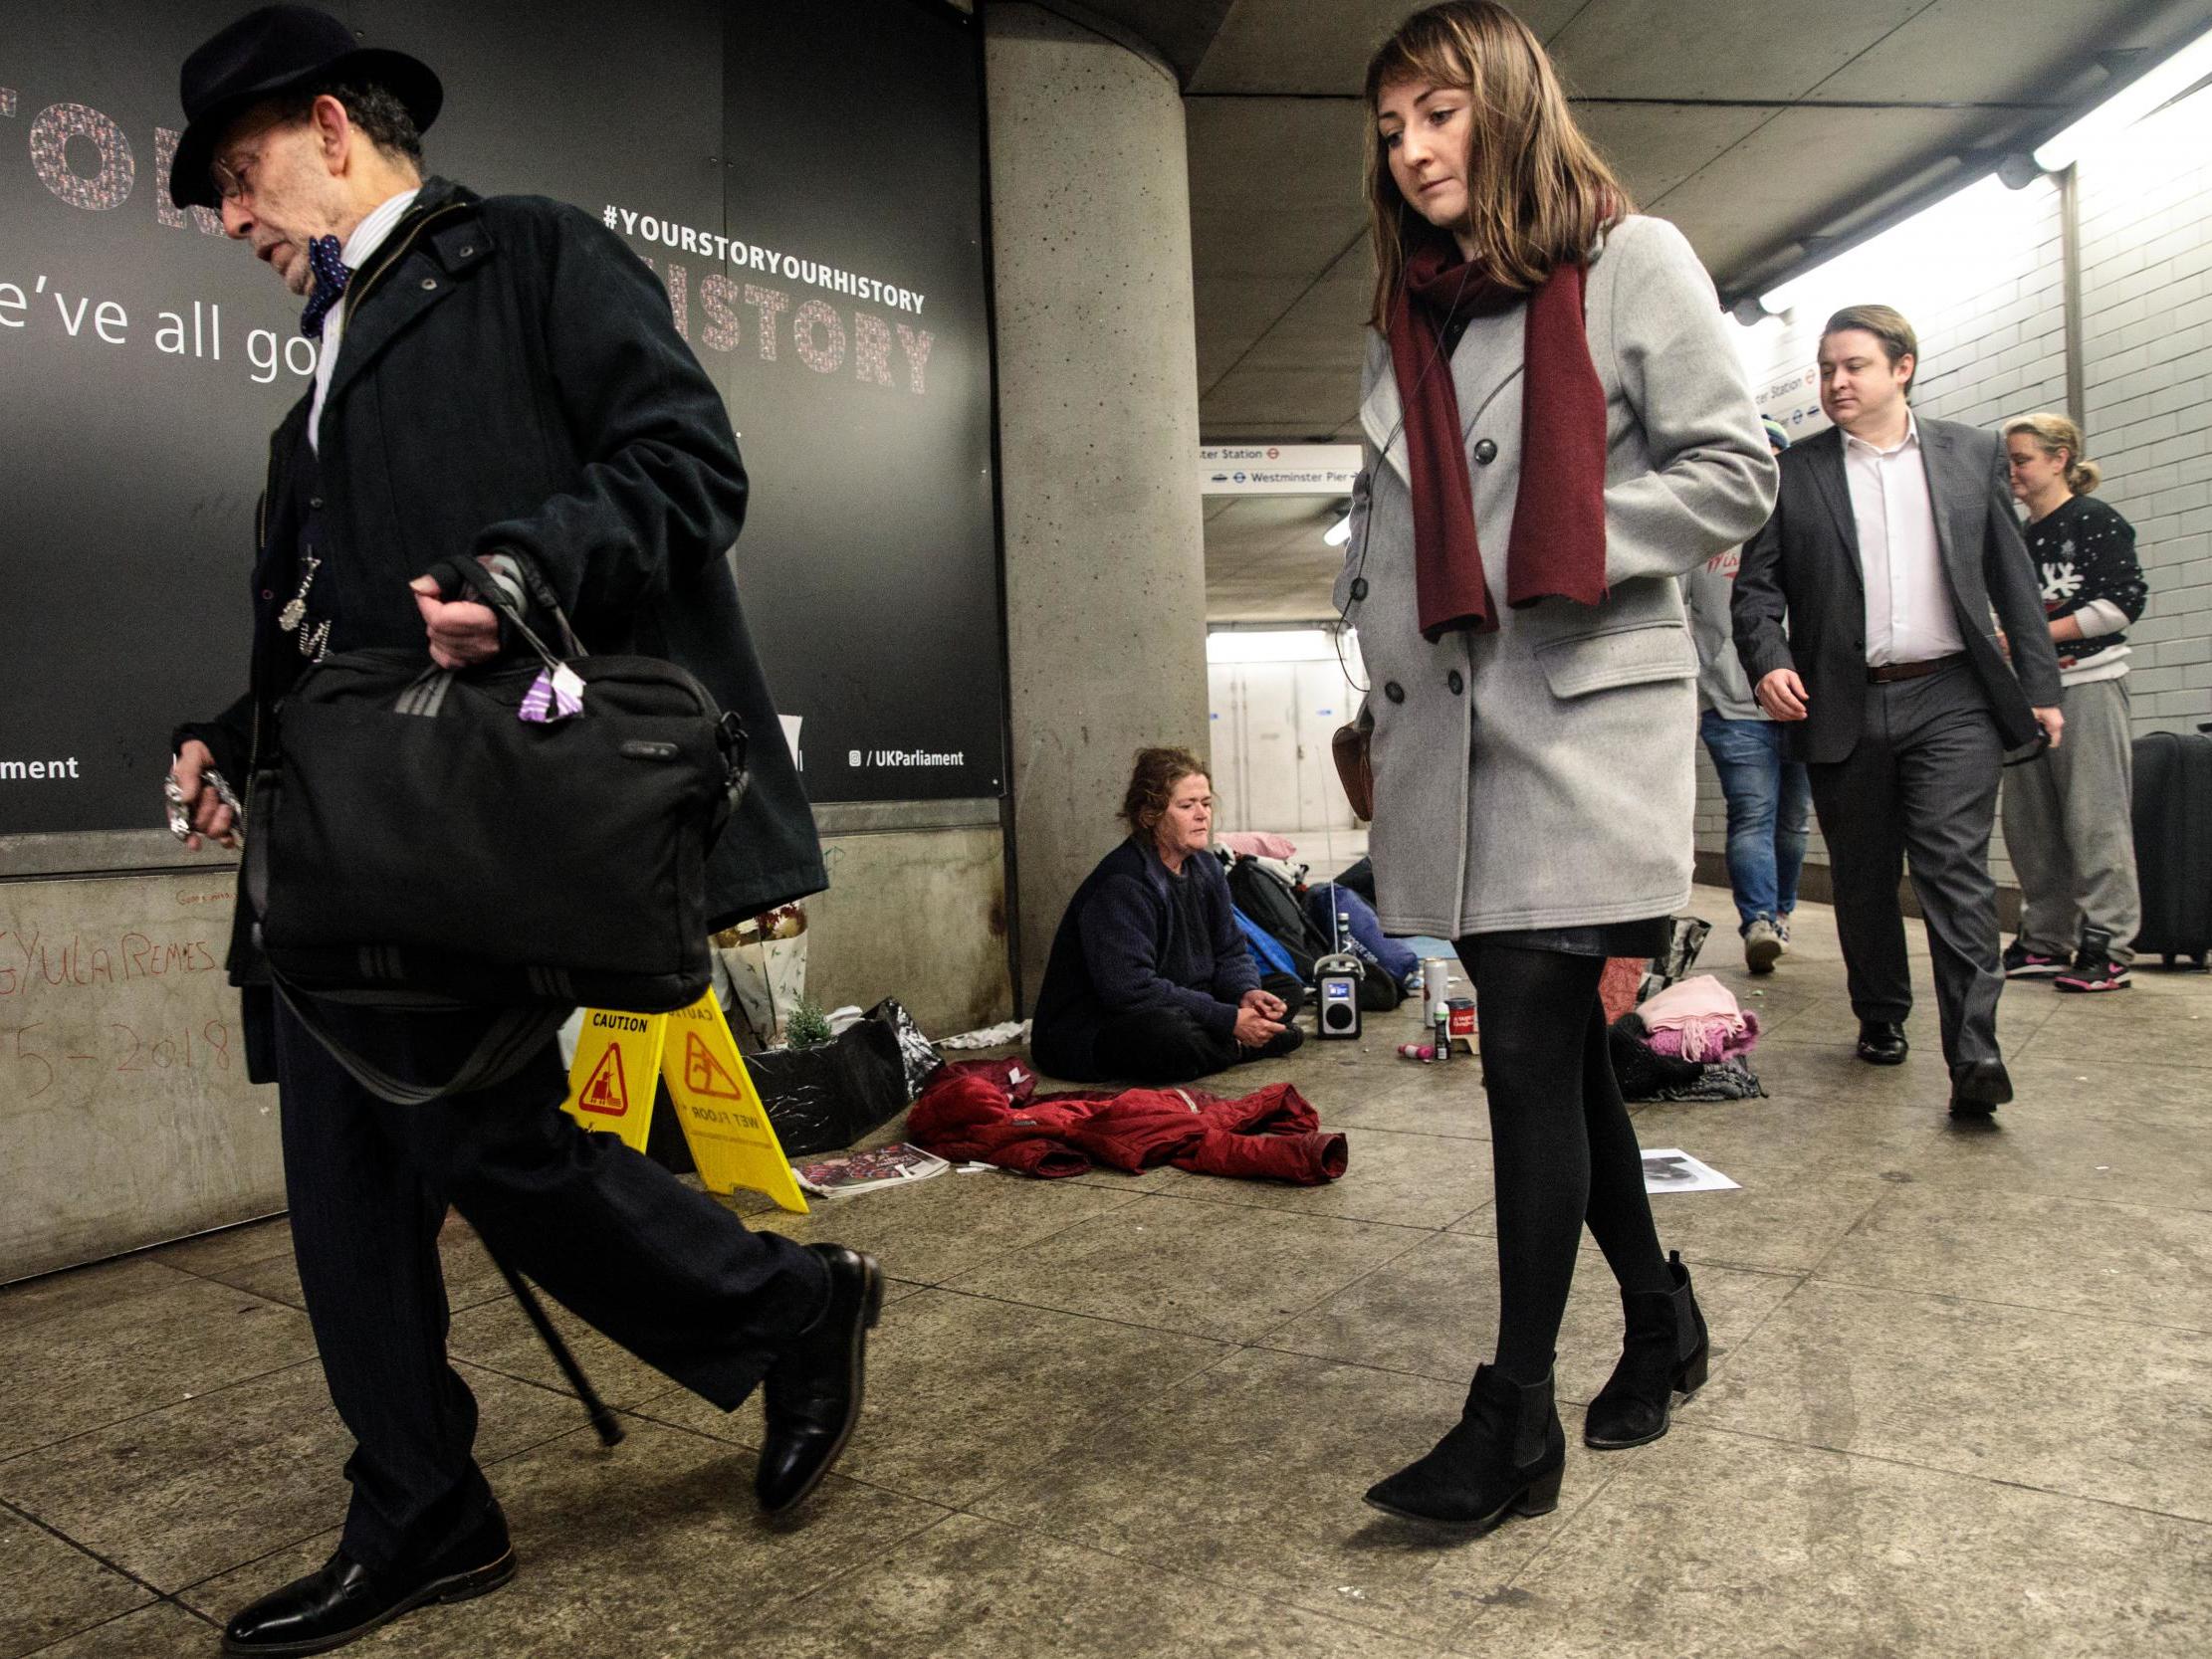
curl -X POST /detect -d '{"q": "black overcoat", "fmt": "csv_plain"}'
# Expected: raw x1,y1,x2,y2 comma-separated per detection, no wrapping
182,177,826,1076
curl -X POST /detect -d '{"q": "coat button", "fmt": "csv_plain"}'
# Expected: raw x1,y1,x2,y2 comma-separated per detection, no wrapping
261,588,274,600
1349,577,1369,602
309,496,324,510
420,277,438,291
1447,670,1464,695
1384,681,1406,705
457,245,475,258
1473,439,1498,465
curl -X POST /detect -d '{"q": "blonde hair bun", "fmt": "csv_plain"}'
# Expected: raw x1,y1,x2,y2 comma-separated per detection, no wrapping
2004,411,2101,496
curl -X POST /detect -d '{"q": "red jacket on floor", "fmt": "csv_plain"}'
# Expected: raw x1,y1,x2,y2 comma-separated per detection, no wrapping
908,1059,1348,1184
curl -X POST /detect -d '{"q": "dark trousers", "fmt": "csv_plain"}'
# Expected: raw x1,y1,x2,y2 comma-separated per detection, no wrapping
1087,974,1306,1085
273,999,828,1573
1807,663,2006,1069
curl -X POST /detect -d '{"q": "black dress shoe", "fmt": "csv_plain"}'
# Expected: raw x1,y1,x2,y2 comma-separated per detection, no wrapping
756,1244,884,1517
1949,1058,2013,1118
1856,1020,1908,1065
223,1506,513,1655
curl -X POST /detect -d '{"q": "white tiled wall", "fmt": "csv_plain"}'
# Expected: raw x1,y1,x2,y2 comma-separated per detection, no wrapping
2075,91,2212,729
1695,85,2212,898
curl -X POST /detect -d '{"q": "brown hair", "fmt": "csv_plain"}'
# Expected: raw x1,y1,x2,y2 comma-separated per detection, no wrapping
2004,411,2102,495
1823,304,1920,398
1120,746,1208,835
1362,1,1629,322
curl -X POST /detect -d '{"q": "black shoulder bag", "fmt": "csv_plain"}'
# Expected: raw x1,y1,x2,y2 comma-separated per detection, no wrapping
244,563,748,1103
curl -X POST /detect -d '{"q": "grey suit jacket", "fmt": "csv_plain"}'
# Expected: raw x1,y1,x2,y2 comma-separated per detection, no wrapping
1731,420,2062,765
1335,215,1777,938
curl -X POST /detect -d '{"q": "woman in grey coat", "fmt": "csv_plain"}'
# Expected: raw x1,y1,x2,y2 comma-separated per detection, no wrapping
1347,3,1777,1534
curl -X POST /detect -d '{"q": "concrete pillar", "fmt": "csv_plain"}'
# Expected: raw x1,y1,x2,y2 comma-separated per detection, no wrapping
985,1,1210,1006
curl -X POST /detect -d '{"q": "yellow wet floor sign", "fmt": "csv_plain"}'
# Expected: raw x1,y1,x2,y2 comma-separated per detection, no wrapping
562,993,808,1213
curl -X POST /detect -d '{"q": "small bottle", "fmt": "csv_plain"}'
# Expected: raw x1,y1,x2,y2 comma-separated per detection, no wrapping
1397,1042,1434,1062
1433,1007,1451,1062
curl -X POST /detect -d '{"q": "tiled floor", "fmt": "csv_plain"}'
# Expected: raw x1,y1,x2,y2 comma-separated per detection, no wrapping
4,887,2209,1657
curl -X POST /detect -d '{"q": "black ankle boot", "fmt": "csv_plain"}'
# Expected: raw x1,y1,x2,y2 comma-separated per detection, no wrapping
1584,1251,1708,1450
1363,1363,1565,1530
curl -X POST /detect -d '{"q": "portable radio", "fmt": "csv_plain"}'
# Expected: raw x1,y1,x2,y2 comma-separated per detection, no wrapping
1315,910,1365,1040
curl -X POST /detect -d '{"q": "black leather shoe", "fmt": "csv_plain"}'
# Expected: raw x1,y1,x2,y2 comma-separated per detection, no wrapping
1856,1020,1908,1065
1949,1058,2013,1118
223,1506,513,1655
756,1244,884,1517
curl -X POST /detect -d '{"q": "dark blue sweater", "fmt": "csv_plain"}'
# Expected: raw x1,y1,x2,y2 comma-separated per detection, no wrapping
1030,838,1260,1076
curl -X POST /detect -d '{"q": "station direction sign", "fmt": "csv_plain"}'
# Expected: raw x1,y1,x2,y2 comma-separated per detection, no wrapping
1200,443,1362,496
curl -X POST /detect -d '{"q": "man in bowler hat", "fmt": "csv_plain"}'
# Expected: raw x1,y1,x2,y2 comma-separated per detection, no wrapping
164,8,881,1652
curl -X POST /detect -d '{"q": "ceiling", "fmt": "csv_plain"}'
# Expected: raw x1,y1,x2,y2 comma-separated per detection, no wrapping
1055,0,2212,619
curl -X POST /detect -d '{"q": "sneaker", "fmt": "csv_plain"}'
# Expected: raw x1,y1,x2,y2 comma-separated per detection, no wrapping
2054,950,2132,993
2002,939,2066,979
1744,918,1782,975
1774,913,1793,946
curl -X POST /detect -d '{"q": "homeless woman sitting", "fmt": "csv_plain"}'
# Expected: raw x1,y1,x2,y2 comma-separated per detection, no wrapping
1030,746,1306,1084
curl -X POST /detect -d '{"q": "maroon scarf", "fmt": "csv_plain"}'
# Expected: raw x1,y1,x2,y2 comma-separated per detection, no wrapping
1386,230,1609,639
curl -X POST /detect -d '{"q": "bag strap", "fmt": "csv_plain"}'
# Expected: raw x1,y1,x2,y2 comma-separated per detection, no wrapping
428,552,586,668
275,982,570,1106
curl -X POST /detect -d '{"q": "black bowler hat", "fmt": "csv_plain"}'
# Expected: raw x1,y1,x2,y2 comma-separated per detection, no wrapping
168,4,441,210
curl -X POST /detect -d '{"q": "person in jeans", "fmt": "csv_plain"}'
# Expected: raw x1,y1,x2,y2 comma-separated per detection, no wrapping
1685,418,1806,972
1998,413,2149,992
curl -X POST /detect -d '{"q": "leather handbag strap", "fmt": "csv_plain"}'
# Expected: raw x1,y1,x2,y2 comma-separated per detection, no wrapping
1331,716,1375,822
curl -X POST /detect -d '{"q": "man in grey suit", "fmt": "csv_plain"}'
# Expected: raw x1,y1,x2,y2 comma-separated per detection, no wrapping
1733,305,2064,1119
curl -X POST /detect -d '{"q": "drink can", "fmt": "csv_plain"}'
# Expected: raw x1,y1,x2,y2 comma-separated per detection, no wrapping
1422,957,1454,1026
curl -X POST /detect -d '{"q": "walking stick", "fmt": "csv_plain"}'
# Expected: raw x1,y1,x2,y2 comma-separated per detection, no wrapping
487,1248,625,1448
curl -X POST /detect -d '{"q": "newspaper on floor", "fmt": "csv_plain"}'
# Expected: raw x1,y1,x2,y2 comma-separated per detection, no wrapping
792,1142,952,1198
1640,1148,1739,1194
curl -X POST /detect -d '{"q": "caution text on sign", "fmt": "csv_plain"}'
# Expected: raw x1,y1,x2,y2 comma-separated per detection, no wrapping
559,995,807,1213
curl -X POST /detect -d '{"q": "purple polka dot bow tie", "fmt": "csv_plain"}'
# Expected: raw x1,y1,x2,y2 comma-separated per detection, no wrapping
298,235,351,337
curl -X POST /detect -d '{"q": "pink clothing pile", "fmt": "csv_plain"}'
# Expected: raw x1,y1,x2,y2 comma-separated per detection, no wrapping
1636,974,1760,1062
1217,832,1298,860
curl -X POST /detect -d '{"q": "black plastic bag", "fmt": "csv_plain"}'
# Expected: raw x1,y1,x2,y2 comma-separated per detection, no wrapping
748,1016,913,1158
645,1004,919,1172
868,997,945,1099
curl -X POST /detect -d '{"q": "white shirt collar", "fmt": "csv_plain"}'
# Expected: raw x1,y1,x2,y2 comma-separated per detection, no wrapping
337,185,422,282
1842,408,1919,459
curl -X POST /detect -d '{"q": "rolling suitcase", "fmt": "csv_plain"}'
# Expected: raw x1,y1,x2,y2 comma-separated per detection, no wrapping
2129,725,2212,967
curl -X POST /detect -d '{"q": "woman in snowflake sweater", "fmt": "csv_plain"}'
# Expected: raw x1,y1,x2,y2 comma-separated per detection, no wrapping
1999,413,2150,992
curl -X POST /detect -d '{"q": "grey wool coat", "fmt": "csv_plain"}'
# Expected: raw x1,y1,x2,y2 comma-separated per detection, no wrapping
1335,215,1778,939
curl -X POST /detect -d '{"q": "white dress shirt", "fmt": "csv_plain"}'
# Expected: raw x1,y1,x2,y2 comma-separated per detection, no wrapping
1844,411,1964,666
310,186,421,452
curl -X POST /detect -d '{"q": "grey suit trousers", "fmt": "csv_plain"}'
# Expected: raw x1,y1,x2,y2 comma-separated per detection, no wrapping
1807,662,2006,1069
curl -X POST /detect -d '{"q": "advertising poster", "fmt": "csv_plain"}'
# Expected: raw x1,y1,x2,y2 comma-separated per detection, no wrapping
0,0,1003,844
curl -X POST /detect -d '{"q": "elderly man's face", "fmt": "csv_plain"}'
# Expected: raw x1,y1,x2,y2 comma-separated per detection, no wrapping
213,103,348,297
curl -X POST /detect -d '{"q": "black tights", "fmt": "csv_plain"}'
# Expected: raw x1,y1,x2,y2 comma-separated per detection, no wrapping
1458,938,1671,1384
